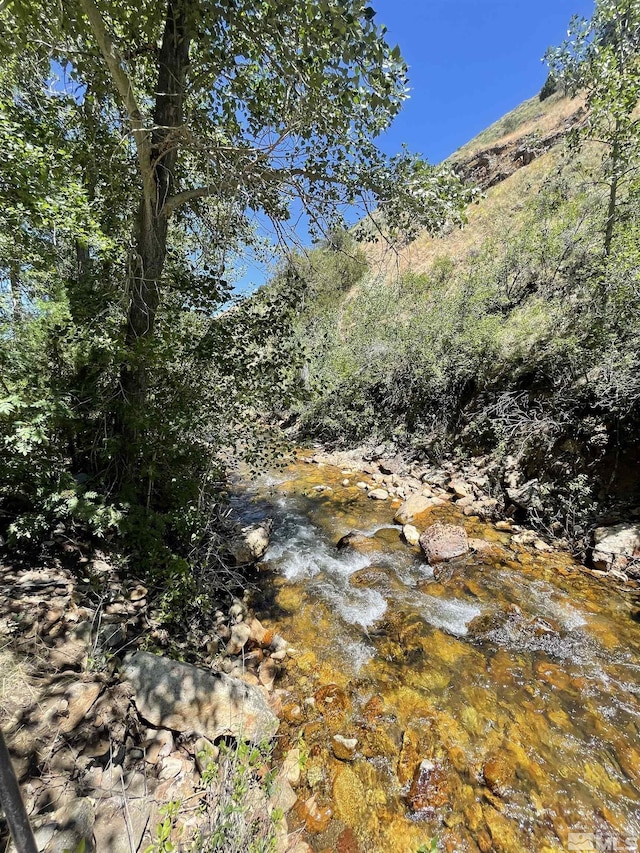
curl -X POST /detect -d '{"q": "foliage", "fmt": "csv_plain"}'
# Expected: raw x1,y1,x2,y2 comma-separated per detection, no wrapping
0,0,473,561
539,72,559,101
191,739,280,853
545,0,640,253
293,127,640,532
416,840,438,853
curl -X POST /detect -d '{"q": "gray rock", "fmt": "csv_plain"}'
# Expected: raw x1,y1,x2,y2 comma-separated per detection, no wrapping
402,524,421,547
121,651,279,743
40,797,95,853
506,479,539,509
92,796,151,853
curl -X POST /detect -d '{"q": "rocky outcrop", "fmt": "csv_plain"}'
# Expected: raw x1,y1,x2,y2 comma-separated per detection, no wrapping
419,523,469,564
453,106,586,191
121,651,279,743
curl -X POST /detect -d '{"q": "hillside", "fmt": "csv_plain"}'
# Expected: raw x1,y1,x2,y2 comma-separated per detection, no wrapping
365,91,588,278
288,89,640,553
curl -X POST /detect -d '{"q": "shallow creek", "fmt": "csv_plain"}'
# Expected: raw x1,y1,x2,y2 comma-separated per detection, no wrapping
233,457,640,853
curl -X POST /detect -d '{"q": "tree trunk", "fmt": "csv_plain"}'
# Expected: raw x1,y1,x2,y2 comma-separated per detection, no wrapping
116,0,191,486
9,261,22,323
604,118,622,261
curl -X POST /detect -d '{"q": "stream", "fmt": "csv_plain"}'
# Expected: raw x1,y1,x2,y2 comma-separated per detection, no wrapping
233,456,640,853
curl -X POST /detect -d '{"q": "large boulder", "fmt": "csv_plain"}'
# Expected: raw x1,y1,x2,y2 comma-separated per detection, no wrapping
121,651,279,743
419,523,469,564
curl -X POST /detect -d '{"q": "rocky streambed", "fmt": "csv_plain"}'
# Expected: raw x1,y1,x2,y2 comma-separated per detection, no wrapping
234,450,640,853
2,447,640,853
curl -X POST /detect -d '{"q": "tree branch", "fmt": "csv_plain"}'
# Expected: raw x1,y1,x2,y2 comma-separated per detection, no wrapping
77,0,155,202
163,167,342,216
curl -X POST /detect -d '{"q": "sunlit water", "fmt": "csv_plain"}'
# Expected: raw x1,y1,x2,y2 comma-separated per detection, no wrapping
232,460,640,853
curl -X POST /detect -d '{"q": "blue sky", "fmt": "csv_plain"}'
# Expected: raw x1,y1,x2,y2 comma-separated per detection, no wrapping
373,0,595,163
236,0,595,293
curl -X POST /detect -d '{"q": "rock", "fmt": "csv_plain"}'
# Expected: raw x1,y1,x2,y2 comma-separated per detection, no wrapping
456,495,474,508
314,683,350,733
38,797,96,853
231,520,273,564
512,530,538,546
143,727,174,764
270,776,298,814
229,600,247,621
282,703,304,723
397,729,421,785
192,737,219,774
506,479,539,510
335,828,360,853
271,648,288,661
283,748,302,786
287,843,313,853
402,524,420,547
49,621,92,670
259,658,278,691
419,523,469,564
593,523,640,571
378,457,404,475
97,622,126,651
608,568,630,584
331,734,358,761
448,479,471,499
368,488,389,500
406,759,449,812
495,521,513,531
226,622,252,655
92,797,151,853
592,550,612,571
468,538,493,553
296,794,332,834
158,754,184,780
248,617,268,644
59,681,102,733
356,481,368,490
121,651,279,742
337,531,371,551
482,754,514,797
394,494,436,524
129,584,148,602
341,479,350,487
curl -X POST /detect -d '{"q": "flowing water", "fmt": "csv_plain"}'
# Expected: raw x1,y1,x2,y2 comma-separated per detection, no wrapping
234,457,640,853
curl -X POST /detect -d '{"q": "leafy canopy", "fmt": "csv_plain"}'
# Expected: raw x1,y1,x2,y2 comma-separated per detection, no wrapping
5,0,475,244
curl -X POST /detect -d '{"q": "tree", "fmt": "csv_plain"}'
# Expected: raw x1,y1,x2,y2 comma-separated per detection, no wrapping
545,0,640,255
4,0,475,500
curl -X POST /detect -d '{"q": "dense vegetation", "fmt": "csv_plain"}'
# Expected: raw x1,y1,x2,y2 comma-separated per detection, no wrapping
2,0,639,557
291,0,640,540
0,0,473,571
